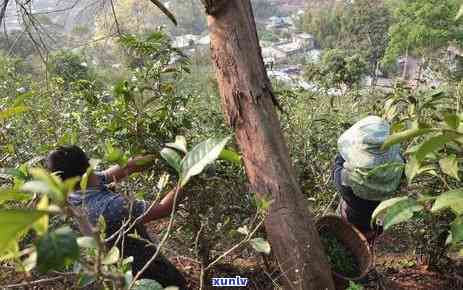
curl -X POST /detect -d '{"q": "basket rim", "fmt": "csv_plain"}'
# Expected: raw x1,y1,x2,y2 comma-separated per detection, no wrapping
316,215,374,280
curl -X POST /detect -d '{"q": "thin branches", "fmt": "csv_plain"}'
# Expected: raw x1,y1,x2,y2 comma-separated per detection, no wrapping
0,0,10,25
147,0,177,26
0,276,68,289
109,0,121,36
128,186,182,289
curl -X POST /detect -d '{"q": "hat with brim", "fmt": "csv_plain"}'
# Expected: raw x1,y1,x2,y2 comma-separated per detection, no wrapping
338,116,403,170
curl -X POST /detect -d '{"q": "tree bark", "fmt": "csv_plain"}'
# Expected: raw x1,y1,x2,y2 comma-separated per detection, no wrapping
205,1,335,289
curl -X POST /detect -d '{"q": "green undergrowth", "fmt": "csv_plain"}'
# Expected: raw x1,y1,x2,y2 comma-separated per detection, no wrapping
319,229,360,277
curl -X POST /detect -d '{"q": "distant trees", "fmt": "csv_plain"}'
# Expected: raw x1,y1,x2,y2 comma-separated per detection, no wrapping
48,51,92,85
300,0,391,76
251,0,279,19
383,0,462,66
0,31,36,58
305,48,368,94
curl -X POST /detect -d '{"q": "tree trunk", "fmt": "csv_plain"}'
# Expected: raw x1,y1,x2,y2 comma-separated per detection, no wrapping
204,1,335,289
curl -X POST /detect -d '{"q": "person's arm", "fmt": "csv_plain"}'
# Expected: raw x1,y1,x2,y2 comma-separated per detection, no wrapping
141,187,183,223
103,155,156,183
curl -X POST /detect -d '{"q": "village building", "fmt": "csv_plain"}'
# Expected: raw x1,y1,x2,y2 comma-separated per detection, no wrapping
292,33,316,50
197,35,211,47
172,34,201,49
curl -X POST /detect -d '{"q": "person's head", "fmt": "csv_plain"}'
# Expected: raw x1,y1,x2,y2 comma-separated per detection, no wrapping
338,115,403,169
46,145,90,180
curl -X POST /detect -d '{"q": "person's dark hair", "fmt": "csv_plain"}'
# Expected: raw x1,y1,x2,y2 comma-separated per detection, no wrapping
46,145,90,180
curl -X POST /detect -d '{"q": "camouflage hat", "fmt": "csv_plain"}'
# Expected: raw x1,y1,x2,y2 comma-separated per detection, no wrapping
338,116,404,201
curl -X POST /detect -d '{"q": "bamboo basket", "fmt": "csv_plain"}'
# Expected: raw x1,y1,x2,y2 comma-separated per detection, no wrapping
316,215,374,290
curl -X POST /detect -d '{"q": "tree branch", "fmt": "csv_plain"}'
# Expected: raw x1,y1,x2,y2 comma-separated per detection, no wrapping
146,0,177,26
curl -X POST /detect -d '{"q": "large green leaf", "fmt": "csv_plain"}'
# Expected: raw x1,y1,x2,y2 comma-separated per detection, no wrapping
382,127,432,150
439,155,460,181
27,168,66,203
80,168,91,193
415,134,451,161
0,210,47,254
36,226,80,273
371,196,409,226
33,195,49,236
21,180,64,204
219,148,241,165
382,198,423,230
160,148,182,173
165,136,187,153
405,157,435,184
0,188,32,205
432,189,463,215
249,238,271,255
0,168,29,181
104,143,127,166
179,137,231,187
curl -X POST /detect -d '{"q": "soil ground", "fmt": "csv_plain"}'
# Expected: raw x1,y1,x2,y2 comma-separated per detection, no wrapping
2,222,463,289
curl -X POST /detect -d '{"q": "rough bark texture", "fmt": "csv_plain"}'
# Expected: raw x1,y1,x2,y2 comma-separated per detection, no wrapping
205,1,335,289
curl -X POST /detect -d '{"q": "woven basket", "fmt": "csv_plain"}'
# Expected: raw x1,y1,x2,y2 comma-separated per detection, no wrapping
316,215,373,290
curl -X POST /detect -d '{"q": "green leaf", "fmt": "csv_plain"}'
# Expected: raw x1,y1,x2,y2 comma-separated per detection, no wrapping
165,136,188,153
21,181,51,194
80,166,94,192
439,155,460,181
21,179,67,204
382,127,432,150
249,238,271,255
102,247,120,265
133,279,164,290
0,106,30,120
179,137,231,187
450,217,463,245
457,4,463,20
77,236,97,249
63,177,80,195
122,256,134,265
405,157,419,184
405,157,435,184
104,143,127,166
36,226,80,273
33,195,49,236
0,209,47,253
0,189,32,205
382,198,423,230
432,189,463,215
160,148,182,173
0,168,28,181
28,168,66,203
415,135,451,161
219,148,241,164
444,113,460,130
372,196,409,226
